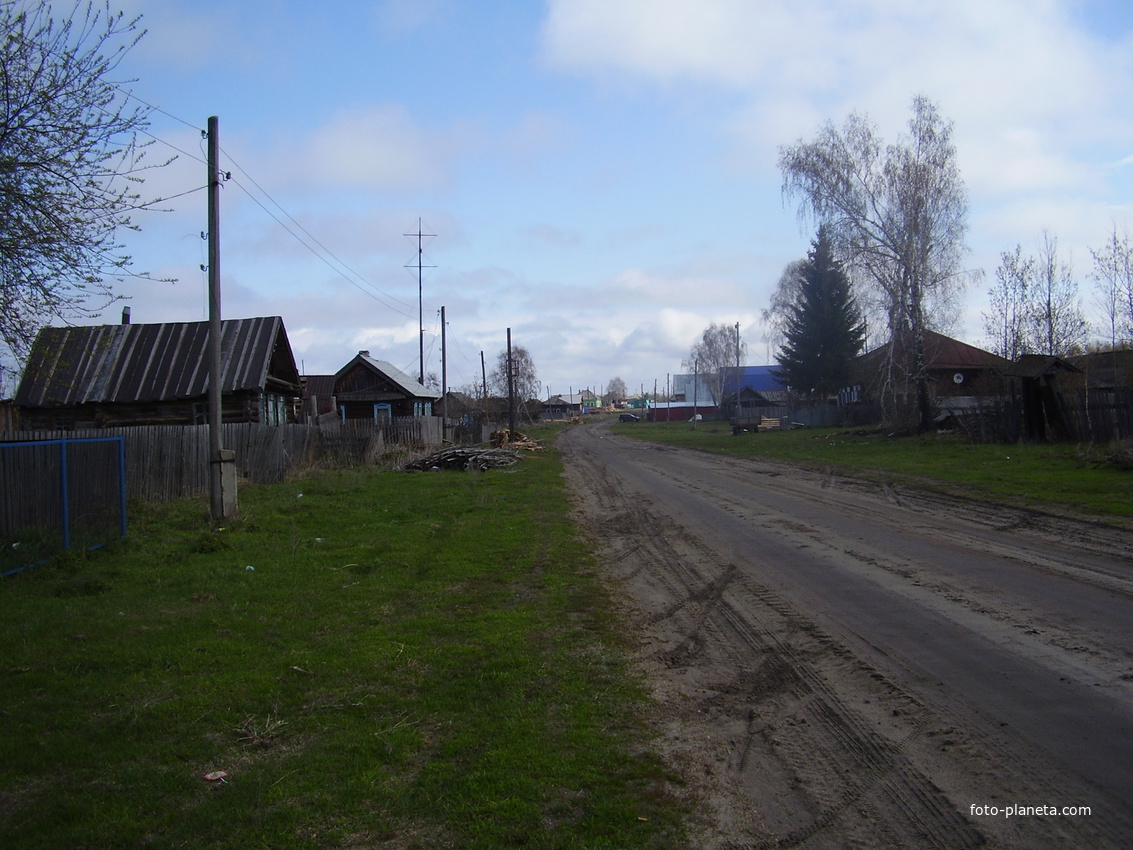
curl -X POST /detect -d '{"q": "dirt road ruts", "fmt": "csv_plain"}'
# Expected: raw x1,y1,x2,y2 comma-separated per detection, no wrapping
558,422,1133,849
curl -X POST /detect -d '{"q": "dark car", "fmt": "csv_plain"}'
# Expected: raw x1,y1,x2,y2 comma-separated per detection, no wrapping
618,412,640,422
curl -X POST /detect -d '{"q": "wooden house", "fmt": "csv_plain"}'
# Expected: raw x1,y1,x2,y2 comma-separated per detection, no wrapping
14,316,301,429
300,374,337,422
333,351,440,421
544,392,596,419
850,330,1011,407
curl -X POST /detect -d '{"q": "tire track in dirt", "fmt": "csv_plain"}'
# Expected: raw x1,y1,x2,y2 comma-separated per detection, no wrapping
559,423,1133,849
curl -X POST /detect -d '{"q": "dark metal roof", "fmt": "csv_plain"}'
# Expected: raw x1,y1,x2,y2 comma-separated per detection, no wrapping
857,331,1011,372
15,317,300,408
1004,354,1082,379
921,333,1012,370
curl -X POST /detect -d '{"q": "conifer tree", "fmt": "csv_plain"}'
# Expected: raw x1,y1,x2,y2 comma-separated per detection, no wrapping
774,227,866,395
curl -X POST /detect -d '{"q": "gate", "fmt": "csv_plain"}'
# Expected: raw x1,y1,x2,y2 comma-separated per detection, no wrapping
1,436,127,576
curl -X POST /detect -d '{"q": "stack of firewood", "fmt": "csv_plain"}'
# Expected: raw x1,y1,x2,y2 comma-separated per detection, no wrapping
489,429,543,451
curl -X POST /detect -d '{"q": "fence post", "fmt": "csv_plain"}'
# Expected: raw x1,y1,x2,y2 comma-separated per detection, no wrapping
117,437,128,538
60,440,70,550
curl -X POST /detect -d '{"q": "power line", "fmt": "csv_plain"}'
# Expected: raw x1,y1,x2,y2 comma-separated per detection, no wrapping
121,88,203,134
226,176,416,320
222,147,416,313
26,33,427,325
114,88,420,320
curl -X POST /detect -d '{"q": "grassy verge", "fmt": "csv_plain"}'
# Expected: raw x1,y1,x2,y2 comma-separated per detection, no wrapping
611,420,1133,519
1,443,685,849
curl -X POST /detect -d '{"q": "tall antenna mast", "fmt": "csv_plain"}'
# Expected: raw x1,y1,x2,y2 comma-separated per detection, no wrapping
404,218,436,385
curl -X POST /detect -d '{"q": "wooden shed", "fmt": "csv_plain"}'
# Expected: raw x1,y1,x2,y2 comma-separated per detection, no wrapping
14,316,301,429
1004,354,1081,442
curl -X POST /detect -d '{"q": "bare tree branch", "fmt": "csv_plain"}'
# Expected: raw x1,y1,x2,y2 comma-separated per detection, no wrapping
1,0,172,365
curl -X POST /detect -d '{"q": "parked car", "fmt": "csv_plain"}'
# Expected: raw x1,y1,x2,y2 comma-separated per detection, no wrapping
618,412,640,422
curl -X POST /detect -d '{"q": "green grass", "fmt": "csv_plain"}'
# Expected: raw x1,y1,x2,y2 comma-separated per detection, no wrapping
1,445,685,849
612,420,1133,519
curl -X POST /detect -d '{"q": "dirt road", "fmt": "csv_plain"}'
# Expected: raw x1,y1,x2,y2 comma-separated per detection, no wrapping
558,422,1133,849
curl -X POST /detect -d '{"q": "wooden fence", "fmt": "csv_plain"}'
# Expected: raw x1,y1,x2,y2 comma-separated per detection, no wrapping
2,416,487,507
941,389,1133,444
723,390,1132,443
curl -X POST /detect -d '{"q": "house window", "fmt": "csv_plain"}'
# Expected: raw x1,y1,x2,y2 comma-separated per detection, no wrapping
373,403,391,423
259,393,287,426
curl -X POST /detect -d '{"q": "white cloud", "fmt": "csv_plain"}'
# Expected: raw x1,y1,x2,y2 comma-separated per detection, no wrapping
302,105,461,193
372,0,451,34
543,0,1133,201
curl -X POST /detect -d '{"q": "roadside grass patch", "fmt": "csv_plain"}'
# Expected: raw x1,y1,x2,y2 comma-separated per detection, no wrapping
1,450,685,848
612,421,1132,519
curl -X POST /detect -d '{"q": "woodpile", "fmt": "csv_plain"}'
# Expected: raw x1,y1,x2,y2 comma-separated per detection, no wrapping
489,429,544,451
400,446,523,472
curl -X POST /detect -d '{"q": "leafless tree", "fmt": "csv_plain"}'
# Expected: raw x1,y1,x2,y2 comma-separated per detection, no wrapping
1029,232,1087,357
1,1,172,366
984,234,1086,359
605,376,627,403
761,258,806,360
1091,225,1133,349
779,95,969,431
682,321,746,405
984,245,1034,360
488,345,539,401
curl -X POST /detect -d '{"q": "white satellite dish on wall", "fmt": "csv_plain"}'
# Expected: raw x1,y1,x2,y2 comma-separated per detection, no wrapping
953,372,965,384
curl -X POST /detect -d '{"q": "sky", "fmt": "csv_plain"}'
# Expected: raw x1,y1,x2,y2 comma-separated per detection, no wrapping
47,0,1133,399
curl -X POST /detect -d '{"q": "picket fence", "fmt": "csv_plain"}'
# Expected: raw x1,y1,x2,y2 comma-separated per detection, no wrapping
1,417,481,507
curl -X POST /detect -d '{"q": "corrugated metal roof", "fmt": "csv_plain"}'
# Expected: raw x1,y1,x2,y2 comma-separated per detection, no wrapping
722,365,788,394
15,317,298,408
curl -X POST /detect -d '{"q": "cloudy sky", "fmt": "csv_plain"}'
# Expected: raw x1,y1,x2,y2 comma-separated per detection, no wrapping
80,0,1133,397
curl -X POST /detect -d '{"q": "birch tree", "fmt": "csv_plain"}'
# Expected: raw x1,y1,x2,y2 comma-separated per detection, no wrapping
1091,226,1133,349
984,245,1034,360
1030,232,1087,357
778,95,969,431
985,235,1086,359
489,345,539,401
682,322,745,406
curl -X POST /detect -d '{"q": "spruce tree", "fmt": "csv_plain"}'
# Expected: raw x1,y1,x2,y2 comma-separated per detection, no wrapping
774,227,866,395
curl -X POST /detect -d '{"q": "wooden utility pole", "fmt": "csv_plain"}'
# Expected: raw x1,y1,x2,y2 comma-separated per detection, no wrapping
207,116,220,476
440,306,448,442
206,116,236,521
507,328,517,437
692,359,699,429
480,350,487,400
